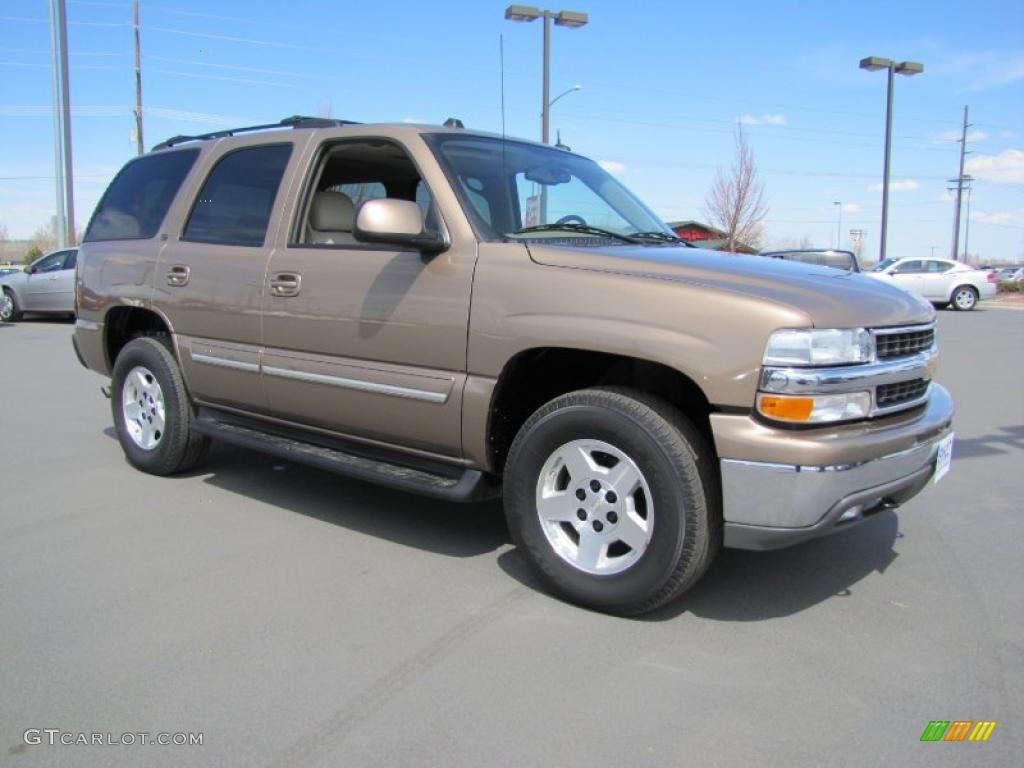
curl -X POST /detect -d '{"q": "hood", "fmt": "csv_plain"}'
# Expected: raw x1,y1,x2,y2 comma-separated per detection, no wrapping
526,244,934,328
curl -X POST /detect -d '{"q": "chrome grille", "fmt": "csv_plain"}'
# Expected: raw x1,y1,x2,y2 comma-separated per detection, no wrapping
874,327,935,359
876,379,929,408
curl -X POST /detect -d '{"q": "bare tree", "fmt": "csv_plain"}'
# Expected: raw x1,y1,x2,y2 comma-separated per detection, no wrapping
30,217,58,255
704,123,769,252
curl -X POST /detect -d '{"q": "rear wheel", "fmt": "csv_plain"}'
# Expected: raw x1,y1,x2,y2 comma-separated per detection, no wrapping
503,387,719,616
0,289,22,322
951,285,978,311
111,337,208,475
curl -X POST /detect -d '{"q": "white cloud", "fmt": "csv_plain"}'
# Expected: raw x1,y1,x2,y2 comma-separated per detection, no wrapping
598,160,626,175
738,113,786,126
931,129,988,144
965,149,1024,184
867,179,919,192
970,210,1024,226
842,203,862,215
401,116,425,124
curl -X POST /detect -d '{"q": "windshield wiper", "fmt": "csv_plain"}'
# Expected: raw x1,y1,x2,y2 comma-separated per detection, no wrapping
512,223,643,244
628,231,695,247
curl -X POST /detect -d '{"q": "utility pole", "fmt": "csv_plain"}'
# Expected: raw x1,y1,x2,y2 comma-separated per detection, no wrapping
133,0,143,155
49,0,75,246
950,105,969,261
963,174,974,262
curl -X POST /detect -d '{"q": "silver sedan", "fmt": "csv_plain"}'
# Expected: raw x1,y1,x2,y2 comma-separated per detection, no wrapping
0,248,78,322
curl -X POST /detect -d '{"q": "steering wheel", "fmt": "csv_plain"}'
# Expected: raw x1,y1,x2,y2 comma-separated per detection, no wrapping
555,214,587,226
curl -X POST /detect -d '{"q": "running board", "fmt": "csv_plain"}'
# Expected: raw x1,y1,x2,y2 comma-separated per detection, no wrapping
192,413,498,502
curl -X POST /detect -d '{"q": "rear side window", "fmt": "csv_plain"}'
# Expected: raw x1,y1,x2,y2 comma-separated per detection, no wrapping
183,144,292,247
84,149,198,242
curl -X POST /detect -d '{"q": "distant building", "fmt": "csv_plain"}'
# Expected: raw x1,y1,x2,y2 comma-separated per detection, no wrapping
666,220,757,254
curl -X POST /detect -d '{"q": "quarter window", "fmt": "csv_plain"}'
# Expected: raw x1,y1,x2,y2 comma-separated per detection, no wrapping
184,144,292,247
84,149,198,242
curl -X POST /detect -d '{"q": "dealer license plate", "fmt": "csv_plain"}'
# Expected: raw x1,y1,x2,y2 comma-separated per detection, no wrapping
933,432,954,484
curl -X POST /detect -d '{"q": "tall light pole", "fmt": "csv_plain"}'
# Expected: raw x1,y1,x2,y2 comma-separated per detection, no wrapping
860,56,923,263
833,201,842,248
49,0,75,247
504,5,588,144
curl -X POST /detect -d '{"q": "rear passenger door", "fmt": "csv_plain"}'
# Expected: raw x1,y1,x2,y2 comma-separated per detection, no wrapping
154,140,301,413
889,260,925,295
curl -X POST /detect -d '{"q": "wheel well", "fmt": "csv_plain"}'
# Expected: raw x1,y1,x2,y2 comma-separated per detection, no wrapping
487,348,714,472
105,307,171,367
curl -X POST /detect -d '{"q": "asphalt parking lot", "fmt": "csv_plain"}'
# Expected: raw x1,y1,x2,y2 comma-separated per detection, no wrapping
1,307,1021,768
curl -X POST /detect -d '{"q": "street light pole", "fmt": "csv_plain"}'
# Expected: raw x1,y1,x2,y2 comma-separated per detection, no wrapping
860,56,923,263
505,5,588,144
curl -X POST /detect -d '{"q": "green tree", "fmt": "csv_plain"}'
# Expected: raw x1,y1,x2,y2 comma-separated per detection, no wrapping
24,245,42,264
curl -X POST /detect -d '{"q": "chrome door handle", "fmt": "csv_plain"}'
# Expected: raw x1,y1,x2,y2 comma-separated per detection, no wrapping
270,272,301,297
166,265,191,286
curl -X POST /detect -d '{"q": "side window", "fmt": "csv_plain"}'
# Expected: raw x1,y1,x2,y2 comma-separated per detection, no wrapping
925,260,951,273
33,251,66,273
184,143,292,247
297,140,435,246
84,149,198,242
895,260,924,274
63,250,77,270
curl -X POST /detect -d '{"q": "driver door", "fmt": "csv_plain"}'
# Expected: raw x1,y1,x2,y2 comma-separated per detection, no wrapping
23,249,75,311
888,260,925,296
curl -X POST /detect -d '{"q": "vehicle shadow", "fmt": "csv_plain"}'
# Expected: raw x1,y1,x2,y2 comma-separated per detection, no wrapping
194,442,509,559
950,425,1024,460
101,429,901,617
498,510,901,623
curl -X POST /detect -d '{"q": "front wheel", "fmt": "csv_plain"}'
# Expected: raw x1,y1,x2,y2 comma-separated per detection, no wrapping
503,388,719,616
0,289,22,322
951,285,978,311
110,337,208,475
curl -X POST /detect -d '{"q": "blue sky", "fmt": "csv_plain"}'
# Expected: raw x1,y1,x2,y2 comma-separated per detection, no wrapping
2,0,1022,262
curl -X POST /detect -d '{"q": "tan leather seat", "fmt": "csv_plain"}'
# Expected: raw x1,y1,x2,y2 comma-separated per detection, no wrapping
308,191,355,244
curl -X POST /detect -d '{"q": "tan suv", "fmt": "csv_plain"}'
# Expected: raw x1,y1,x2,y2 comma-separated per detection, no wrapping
73,116,954,615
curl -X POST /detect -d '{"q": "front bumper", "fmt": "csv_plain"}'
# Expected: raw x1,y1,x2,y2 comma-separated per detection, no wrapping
717,384,954,550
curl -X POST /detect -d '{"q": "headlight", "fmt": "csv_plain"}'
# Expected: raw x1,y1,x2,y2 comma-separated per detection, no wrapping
763,328,874,367
757,392,872,424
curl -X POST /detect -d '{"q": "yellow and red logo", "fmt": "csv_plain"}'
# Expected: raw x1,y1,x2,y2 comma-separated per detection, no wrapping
920,721,997,742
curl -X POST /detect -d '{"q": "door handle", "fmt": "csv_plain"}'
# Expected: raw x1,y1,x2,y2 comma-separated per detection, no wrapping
270,272,302,297
166,265,191,287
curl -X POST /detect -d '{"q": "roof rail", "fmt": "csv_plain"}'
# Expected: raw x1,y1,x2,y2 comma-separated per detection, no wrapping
152,115,360,151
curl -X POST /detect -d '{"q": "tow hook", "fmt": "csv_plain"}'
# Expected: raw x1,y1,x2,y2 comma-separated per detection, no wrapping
100,385,111,399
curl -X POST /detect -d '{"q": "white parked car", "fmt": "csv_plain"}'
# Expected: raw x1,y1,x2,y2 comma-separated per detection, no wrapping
866,257,997,311
0,248,78,322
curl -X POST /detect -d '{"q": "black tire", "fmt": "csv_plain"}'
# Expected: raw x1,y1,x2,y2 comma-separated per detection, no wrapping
950,285,978,311
0,288,23,322
503,387,720,616
110,336,209,475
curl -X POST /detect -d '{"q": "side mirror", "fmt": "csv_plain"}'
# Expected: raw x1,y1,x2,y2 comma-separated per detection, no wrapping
24,265,35,275
353,199,448,253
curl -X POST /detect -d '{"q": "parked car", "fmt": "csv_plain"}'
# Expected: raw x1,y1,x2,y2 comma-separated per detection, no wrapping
73,116,953,615
997,266,1023,282
0,248,78,321
866,257,996,310
0,267,24,277
758,248,860,272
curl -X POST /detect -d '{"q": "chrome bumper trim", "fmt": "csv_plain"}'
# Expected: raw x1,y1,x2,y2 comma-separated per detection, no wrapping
720,425,952,531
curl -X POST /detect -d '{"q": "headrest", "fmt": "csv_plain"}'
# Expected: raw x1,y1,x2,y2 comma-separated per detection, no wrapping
310,191,354,231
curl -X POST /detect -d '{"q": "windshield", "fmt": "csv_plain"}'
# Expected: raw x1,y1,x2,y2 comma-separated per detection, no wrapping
870,258,899,272
426,134,675,244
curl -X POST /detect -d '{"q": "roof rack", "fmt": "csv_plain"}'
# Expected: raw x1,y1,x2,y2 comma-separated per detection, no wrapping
152,115,360,152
